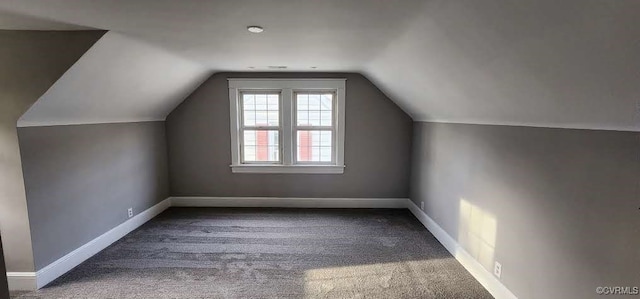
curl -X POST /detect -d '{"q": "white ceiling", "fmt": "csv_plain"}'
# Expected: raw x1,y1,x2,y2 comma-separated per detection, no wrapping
0,9,91,30
365,0,640,131
2,0,639,131
18,32,210,127
0,0,421,71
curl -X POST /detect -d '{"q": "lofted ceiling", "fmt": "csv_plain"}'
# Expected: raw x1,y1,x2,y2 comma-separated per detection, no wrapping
0,9,91,30
1,0,639,131
18,32,209,126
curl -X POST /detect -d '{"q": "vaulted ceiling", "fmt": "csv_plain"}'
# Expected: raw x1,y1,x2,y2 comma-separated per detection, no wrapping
1,0,639,131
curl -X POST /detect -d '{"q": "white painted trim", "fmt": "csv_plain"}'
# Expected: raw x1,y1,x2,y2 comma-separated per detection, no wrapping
230,164,345,174
228,78,346,90
229,86,241,166
22,196,403,291
406,199,518,299
14,195,514,299
418,119,640,133
282,88,294,165
170,197,407,209
33,198,172,289
6,272,37,291
335,86,346,166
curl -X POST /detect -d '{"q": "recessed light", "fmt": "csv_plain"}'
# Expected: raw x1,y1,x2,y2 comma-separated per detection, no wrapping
268,66,287,69
248,66,255,69
247,26,264,33
310,66,318,69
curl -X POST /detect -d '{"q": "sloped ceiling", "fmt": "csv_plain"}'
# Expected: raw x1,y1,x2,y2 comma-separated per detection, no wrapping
0,9,92,30
365,0,640,131
18,32,210,127
1,0,639,130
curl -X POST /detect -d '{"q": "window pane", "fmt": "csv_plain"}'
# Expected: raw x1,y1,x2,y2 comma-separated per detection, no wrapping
309,94,321,110
268,94,279,109
296,93,333,127
297,130,332,162
267,111,279,126
319,131,332,147
321,94,332,110
243,94,255,110
256,111,268,125
244,130,279,162
244,111,256,126
320,111,332,126
309,111,321,126
297,111,309,126
255,94,267,110
298,94,309,110
243,93,279,127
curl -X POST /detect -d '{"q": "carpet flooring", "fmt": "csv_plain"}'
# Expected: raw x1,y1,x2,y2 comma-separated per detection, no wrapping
12,208,493,298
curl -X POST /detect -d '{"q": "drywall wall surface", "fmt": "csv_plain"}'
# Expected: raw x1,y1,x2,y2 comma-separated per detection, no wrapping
410,122,640,299
18,121,170,269
166,72,413,198
0,30,103,272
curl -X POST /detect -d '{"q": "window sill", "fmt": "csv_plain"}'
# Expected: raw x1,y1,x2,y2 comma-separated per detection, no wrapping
230,164,345,174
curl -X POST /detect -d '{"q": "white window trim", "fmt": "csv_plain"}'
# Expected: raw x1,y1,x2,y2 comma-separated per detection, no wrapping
229,78,346,174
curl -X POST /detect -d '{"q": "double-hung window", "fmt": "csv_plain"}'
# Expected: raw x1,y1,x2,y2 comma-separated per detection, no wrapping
229,79,346,174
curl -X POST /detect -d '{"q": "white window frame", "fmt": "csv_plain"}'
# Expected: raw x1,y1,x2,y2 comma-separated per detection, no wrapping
229,78,346,174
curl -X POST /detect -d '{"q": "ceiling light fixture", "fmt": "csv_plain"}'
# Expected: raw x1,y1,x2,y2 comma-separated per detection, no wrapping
247,26,264,33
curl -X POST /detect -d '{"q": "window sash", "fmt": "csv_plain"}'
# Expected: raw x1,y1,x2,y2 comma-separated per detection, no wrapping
293,91,337,164
239,91,282,164
293,128,336,165
239,129,281,164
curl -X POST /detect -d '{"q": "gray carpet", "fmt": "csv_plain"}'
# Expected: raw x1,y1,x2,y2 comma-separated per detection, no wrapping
12,208,493,298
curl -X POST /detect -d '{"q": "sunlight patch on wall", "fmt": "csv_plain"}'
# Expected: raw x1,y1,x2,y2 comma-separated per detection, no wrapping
458,198,497,272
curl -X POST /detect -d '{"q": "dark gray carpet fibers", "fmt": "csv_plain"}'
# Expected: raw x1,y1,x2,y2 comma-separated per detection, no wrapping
12,208,493,298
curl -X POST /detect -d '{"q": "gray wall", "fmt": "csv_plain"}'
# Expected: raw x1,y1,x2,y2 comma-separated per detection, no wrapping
18,122,170,270
166,72,413,198
410,122,640,299
0,30,104,272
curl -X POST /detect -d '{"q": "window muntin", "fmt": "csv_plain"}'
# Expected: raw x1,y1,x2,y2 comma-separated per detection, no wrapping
239,92,281,163
294,92,335,164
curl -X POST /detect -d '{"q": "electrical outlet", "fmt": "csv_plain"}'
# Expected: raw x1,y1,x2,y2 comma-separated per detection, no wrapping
420,201,424,210
494,261,502,278
127,208,133,218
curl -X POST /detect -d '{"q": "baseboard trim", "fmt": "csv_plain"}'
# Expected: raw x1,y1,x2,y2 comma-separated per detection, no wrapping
170,196,408,209
22,196,404,291
33,198,172,289
6,272,37,291
406,199,518,299
15,196,515,298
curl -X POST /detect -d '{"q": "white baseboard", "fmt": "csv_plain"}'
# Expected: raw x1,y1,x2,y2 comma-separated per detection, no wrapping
32,198,172,289
170,197,408,209
6,272,37,291
22,197,402,291
406,199,518,299
10,195,515,299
